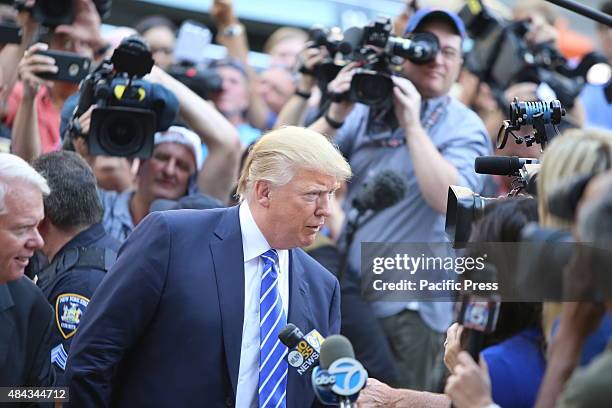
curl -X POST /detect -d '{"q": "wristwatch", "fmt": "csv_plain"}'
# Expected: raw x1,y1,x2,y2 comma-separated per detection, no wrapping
219,24,244,37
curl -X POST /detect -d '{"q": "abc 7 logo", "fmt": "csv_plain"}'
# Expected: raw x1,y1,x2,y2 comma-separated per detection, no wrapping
328,358,367,396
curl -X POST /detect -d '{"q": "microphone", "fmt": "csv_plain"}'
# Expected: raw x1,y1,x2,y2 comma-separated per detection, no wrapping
279,324,325,375
352,170,406,213
474,156,539,176
457,265,500,361
311,335,368,407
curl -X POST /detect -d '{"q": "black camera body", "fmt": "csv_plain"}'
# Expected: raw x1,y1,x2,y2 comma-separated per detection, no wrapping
308,17,439,110
71,36,178,159
349,17,439,109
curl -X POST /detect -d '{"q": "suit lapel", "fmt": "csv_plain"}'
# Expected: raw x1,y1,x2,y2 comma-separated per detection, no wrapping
287,250,312,408
210,206,245,397
0,284,15,369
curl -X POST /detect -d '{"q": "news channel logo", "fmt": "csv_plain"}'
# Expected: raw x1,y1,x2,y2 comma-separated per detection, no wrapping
328,358,368,397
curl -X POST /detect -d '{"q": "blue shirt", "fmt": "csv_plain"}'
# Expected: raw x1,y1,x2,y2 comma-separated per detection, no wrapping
579,84,612,131
99,189,135,244
336,98,492,330
483,327,546,408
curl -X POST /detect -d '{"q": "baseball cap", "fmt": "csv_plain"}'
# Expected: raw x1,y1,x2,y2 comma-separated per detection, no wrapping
404,8,467,40
154,125,203,171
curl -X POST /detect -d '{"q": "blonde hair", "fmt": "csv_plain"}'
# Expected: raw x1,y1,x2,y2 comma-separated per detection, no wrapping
236,126,351,201
0,153,50,214
263,27,308,55
538,129,612,228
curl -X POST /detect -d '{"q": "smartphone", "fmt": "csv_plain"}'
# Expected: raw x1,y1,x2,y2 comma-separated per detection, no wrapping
0,21,22,44
36,50,91,83
174,20,212,65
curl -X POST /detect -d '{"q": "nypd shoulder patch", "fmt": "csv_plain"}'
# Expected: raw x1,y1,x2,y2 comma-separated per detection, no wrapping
55,293,90,339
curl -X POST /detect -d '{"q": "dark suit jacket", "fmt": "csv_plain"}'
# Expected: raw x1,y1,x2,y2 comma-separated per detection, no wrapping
0,277,55,388
65,206,341,407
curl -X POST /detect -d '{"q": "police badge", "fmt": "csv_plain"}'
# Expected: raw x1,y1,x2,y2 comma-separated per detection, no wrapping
55,293,90,339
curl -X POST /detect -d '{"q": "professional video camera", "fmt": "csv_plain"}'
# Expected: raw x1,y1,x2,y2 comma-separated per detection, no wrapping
308,17,439,109
458,0,606,110
1,0,111,27
68,35,179,159
445,97,564,247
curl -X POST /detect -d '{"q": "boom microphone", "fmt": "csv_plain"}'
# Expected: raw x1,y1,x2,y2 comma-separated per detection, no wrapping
279,324,325,375
352,170,407,213
474,156,539,176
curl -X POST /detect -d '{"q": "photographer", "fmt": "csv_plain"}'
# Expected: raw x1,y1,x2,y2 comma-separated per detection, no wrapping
4,0,106,161
309,8,491,390
31,150,120,386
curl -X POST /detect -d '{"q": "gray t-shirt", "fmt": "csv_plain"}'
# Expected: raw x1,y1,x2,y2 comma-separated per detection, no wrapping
336,96,492,331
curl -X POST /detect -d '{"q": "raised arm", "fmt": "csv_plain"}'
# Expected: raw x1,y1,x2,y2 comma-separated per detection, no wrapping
148,65,241,202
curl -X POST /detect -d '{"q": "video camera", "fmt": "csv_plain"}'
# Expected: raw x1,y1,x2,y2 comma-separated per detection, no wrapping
68,35,179,159
445,97,564,247
0,0,111,27
458,0,603,110
308,17,439,109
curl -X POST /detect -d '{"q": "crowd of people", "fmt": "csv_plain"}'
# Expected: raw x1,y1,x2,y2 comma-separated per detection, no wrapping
1,0,612,407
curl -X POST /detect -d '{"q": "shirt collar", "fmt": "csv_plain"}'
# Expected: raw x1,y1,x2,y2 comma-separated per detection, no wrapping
239,201,273,264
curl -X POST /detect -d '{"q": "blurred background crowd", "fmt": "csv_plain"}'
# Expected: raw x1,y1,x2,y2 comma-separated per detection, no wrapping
1,0,612,407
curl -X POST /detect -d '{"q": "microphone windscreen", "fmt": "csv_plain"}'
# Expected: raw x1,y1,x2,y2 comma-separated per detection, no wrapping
474,156,520,175
354,170,407,212
319,334,355,369
278,324,303,348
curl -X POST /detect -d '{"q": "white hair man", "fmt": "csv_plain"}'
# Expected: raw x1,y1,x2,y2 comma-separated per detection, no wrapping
0,152,55,387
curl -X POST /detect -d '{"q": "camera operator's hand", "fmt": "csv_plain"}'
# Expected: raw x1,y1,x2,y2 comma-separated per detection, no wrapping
77,104,96,136
392,75,421,132
296,45,327,93
525,14,559,49
445,352,494,408
444,323,465,374
211,0,238,29
18,43,56,98
54,0,105,57
326,62,357,123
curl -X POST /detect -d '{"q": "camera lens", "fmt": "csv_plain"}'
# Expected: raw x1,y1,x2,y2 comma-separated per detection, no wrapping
353,72,393,106
99,113,145,157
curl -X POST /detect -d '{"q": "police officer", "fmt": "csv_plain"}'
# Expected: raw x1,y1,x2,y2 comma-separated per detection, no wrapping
31,151,120,385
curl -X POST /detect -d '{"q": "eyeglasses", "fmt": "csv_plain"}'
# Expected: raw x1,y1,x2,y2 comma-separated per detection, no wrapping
440,47,461,61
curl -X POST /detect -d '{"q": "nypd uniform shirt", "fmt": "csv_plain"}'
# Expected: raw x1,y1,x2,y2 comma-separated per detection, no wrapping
36,223,120,385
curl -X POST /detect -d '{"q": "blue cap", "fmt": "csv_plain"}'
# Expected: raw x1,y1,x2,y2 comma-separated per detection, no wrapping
404,8,467,40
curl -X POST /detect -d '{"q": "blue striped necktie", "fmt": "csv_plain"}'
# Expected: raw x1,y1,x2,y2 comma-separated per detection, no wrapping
258,249,288,408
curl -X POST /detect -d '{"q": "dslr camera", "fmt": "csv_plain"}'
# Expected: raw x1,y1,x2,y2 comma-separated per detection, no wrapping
68,36,179,159
308,17,439,109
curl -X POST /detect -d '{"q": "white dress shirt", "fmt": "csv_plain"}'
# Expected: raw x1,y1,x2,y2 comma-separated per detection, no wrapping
235,201,289,408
